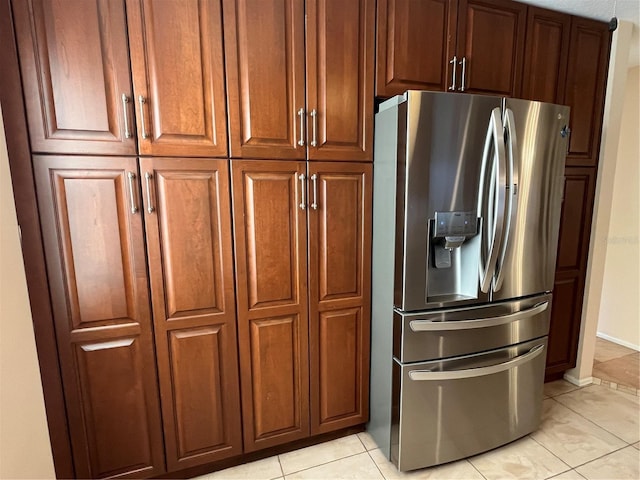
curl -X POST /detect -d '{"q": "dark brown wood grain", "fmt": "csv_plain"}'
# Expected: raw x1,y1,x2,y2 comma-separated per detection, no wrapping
306,0,375,161
224,0,306,159
141,158,242,470
33,156,165,478
126,0,228,157
375,0,457,96
307,162,372,434
231,160,310,451
521,6,570,103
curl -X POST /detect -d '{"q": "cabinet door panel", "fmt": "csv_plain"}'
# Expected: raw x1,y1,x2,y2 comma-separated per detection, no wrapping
521,7,570,103
12,0,135,155
376,0,457,96
306,0,375,161
141,158,241,470
308,163,371,433
126,0,228,156
232,160,310,450
546,168,596,376
224,0,306,159
33,156,164,478
456,0,526,96
563,18,610,167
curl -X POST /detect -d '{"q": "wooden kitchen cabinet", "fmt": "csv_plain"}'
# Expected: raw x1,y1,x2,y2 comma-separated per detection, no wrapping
140,158,242,470
520,6,570,104
33,156,165,478
308,162,372,434
563,17,610,167
12,0,136,155
125,0,228,157
546,168,596,377
224,0,374,161
231,160,311,451
231,160,373,448
375,0,526,98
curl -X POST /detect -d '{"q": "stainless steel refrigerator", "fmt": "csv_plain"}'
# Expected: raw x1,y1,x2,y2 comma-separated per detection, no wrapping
369,91,570,471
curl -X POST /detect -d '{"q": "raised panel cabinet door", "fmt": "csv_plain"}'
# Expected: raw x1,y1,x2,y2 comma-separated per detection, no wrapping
224,0,306,159
520,7,570,103
307,163,372,433
231,160,310,450
546,168,596,376
126,0,228,157
375,0,458,96
140,158,242,470
455,0,526,96
33,156,164,478
306,0,375,161
11,0,136,155
563,17,610,167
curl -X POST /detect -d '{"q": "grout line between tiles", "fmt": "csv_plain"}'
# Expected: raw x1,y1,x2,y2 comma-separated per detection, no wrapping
466,458,489,480
364,449,387,479
566,443,637,471
276,454,285,479
525,432,573,478
279,450,367,476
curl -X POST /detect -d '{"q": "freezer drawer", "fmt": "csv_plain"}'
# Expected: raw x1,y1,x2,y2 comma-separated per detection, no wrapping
394,294,551,363
390,338,547,471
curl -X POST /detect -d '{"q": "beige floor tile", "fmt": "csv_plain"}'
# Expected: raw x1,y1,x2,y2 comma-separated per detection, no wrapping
369,448,484,479
544,380,579,398
199,457,283,480
554,384,640,443
549,471,586,479
285,452,383,480
531,399,627,467
279,434,365,475
593,338,636,363
575,446,640,480
357,431,378,451
592,353,640,390
468,436,569,480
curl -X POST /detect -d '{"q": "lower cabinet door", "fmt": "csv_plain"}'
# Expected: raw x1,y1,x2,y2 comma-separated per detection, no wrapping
231,160,311,451
140,158,242,470
33,155,165,478
307,162,372,434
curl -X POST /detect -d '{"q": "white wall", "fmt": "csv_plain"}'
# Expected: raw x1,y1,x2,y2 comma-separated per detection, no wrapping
0,105,56,478
597,65,640,350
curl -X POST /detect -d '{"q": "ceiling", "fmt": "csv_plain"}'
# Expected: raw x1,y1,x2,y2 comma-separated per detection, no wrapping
518,0,640,66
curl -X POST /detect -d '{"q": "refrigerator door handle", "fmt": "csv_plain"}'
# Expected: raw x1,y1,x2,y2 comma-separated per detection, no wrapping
407,344,545,381
477,108,507,293
494,108,519,291
409,301,548,331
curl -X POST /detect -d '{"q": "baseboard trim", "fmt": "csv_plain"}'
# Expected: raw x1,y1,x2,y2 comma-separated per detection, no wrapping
596,332,640,351
563,373,593,387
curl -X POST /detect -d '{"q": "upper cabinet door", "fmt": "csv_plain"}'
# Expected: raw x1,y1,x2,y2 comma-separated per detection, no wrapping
12,0,136,155
521,7,570,104
224,0,306,159
455,0,526,96
376,0,458,97
126,0,228,157
306,0,375,161
563,17,610,167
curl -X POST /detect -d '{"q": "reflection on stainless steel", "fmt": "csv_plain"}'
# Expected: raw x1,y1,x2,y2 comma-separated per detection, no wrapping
370,91,568,472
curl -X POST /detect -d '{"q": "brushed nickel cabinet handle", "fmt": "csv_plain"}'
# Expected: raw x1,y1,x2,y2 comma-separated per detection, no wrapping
310,109,318,147
144,172,155,214
138,95,149,139
299,173,306,210
448,56,458,91
297,108,305,146
459,57,467,92
127,172,139,214
310,173,318,210
121,94,132,139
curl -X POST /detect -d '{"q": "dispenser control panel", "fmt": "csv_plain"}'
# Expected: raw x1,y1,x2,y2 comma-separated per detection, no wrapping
433,211,477,238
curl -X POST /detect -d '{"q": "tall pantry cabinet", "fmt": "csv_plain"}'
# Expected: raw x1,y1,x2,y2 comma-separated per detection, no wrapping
8,0,374,477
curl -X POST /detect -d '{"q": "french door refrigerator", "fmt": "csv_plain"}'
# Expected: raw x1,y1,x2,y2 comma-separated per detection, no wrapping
369,91,569,471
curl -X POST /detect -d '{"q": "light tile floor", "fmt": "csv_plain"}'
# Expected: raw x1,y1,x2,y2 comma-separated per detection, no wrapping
592,337,639,393
198,381,640,480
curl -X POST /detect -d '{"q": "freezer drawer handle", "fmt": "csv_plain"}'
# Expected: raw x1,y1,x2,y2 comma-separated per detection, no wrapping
409,301,548,332
408,344,545,381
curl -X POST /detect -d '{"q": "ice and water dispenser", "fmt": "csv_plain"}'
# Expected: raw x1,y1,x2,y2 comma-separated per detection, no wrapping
426,211,481,301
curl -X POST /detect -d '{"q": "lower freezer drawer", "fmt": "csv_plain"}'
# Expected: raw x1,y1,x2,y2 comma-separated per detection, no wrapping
390,338,547,471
